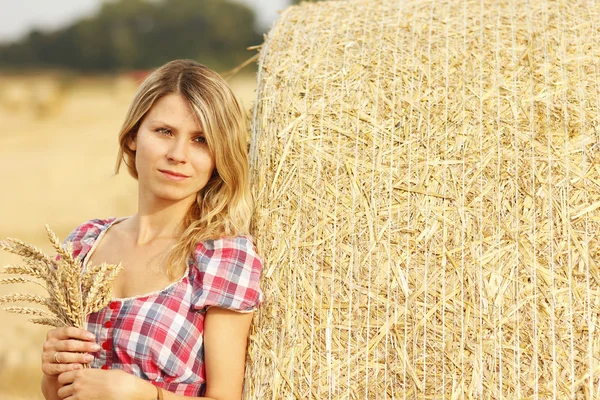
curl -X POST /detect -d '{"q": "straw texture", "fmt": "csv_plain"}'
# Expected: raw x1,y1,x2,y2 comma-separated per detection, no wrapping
246,0,600,398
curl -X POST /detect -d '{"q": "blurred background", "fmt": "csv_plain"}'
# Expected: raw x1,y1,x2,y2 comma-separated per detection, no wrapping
0,0,310,397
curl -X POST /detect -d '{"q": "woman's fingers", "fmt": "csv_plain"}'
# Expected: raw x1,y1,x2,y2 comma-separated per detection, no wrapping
41,328,99,378
54,339,101,354
57,370,84,400
42,339,99,364
42,361,82,377
45,348,95,365
56,376,76,399
57,369,78,386
46,326,95,342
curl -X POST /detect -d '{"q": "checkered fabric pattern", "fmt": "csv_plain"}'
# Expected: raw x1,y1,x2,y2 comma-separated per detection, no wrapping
63,218,264,396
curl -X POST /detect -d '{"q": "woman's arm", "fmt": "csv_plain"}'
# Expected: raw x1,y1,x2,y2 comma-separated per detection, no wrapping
153,307,255,400
55,308,254,400
202,307,254,400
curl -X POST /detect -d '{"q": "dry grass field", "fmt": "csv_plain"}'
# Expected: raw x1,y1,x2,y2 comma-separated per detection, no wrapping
0,71,257,399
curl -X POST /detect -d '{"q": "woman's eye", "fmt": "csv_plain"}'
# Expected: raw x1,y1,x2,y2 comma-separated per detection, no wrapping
194,136,207,144
156,127,172,135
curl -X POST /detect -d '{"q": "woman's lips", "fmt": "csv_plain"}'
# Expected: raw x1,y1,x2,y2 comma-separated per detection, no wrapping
159,170,189,181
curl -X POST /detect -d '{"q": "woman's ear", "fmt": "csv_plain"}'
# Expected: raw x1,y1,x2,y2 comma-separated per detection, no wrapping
127,133,137,151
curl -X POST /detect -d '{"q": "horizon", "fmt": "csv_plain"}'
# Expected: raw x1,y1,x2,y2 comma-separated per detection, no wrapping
0,0,290,44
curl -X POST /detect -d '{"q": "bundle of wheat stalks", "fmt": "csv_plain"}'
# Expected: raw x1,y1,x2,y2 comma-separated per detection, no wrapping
246,0,600,398
0,226,122,330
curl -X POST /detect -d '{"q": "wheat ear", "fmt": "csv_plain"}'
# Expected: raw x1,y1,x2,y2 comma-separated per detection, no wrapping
1,226,122,332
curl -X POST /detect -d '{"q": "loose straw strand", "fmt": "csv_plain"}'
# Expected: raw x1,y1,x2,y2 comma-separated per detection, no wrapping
540,2,558,397
557,4,576,396
478,0,485,395
509,0,522,396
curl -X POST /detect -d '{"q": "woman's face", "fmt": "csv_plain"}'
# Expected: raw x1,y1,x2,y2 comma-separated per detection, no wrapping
128,93,215,205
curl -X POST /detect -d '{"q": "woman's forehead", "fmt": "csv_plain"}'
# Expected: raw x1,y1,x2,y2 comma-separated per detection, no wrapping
146,93,203,131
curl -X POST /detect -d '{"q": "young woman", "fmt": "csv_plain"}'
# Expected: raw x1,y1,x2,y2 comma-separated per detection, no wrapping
39,59,263,400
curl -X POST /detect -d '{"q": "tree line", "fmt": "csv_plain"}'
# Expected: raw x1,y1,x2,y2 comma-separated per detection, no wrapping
0,0,263,72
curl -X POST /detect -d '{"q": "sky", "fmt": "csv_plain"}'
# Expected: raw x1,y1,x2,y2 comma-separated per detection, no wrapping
0,0,291,44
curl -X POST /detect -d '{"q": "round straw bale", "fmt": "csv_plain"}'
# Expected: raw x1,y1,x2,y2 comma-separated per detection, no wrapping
246,0,600,398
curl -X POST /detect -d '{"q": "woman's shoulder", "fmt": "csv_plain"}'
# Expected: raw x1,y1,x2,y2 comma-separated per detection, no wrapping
189,234,263,313
192,235,262,269
193,234,256,253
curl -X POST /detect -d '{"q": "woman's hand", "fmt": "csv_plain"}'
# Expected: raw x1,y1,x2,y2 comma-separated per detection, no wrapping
56,369,156,400
42,327,99,378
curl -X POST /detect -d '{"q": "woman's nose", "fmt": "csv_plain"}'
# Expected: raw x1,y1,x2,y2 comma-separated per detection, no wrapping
166,137,188,163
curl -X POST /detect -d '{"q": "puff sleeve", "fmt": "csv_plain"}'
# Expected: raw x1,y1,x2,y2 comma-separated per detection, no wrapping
191,236,264,313
57,218,110,262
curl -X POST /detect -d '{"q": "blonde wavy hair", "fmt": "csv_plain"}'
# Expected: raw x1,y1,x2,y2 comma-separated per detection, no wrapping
115,59,253,279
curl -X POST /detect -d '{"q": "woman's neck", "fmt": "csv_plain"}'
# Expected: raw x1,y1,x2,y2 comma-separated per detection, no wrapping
126,197,194,246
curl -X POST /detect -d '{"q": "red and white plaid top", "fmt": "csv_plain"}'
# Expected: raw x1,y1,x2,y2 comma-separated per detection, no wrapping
63,217,264,396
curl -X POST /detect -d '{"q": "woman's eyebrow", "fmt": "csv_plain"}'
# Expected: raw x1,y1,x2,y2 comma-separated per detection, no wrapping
148,120,204,135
